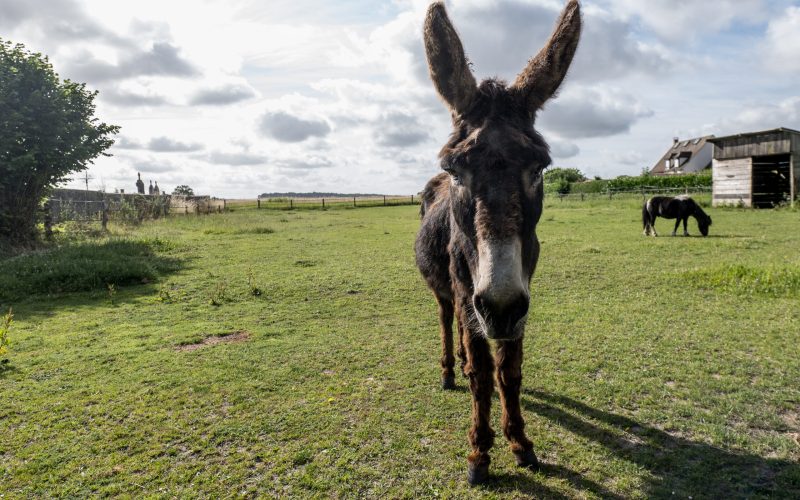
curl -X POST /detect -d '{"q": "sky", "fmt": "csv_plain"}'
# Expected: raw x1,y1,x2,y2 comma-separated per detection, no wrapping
2,0,800,198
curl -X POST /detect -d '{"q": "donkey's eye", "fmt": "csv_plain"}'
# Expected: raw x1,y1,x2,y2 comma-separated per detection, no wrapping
442,165,462,185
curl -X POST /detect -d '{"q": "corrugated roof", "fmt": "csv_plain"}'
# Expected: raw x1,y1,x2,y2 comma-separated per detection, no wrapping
707,127,800,144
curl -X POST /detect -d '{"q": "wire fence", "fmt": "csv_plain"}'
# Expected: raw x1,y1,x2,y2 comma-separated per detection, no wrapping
43,187,715,234
227,195,420,211
550,186,712,202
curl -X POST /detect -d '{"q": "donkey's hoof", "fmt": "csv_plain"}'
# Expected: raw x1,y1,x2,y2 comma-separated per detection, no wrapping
467,463,490,486
514,449,539,470
441,375,456,391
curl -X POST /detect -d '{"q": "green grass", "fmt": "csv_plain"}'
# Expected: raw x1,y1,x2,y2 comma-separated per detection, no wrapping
1,203,798,498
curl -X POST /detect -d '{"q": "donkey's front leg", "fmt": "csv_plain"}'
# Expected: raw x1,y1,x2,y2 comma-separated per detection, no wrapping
463,325,495,485
436,296,456,390
496,339,537,469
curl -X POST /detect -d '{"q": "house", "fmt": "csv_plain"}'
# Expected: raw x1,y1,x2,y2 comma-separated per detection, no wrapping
650,136,714,176
709,128,800,208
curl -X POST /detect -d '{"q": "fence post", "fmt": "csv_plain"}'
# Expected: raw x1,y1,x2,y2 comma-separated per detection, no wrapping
411,194,414,204
101,201,108,231
322,198,325,209
257,199,261,209
223,199,227,210
581,193,585,201
384,196,387,206
290,199,293,209
354,196,356,207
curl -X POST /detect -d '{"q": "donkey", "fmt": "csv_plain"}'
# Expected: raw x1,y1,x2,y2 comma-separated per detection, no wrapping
415,0,582,485
642,195,712,237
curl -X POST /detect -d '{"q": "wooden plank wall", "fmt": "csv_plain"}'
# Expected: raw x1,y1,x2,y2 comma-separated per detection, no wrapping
793,135,800,204
713,132,792,160
713,158,752,207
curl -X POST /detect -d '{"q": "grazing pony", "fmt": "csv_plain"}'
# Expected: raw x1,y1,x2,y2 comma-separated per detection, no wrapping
415,0,582,485
642,196,712,237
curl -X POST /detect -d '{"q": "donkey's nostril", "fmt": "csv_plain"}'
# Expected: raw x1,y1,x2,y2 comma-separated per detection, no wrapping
473,294,490,321
507,294,529,325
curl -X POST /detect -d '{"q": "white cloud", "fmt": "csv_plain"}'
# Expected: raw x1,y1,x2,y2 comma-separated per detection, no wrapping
539,86,653,139
548,138,581,159
190,84,257,106
147,137,204,153
259,111,332,143
606,0,767,42
719,96,800,133
762,6,800,74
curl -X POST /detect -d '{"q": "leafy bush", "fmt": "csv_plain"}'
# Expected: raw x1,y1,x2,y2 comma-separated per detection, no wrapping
172,185,194,196
608,172,712,191
0,238,179,301
109,195,170,225
0,39,118,242
545,168,586,184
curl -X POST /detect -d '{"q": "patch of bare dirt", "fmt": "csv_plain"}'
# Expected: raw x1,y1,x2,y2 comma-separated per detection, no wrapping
175,330,251,352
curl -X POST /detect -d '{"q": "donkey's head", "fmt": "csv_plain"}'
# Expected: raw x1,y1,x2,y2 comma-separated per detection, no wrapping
424,0,581,340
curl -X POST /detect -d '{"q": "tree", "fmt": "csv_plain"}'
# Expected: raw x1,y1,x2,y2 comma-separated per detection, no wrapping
544,167,586,184
172,185,194,196
0,39,119,242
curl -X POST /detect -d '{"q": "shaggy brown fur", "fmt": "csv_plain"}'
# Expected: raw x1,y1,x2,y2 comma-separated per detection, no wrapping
415,0,582,486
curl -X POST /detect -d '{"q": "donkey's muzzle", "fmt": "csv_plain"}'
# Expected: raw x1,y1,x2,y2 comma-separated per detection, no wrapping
473,293,529,340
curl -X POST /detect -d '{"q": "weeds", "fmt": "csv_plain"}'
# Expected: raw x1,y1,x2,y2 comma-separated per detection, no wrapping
157,284,172,303
0,308,12,365
106,283,117,305
208,280,228,306
246,268,263,297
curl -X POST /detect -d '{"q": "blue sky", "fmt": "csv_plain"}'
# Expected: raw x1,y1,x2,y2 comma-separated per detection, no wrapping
2,0,799,197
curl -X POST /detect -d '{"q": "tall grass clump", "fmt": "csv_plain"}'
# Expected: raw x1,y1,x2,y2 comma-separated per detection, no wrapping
0,238,180,301
0,308,11,365
683,264,800,298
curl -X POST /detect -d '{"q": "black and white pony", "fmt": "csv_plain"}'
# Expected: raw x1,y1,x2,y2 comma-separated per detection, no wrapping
642,196,712,237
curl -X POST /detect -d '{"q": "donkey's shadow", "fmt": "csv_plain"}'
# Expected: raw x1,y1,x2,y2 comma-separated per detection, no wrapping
487,390,798,498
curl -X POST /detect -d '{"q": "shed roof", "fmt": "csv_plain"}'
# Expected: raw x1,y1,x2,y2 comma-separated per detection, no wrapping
707,127,800,144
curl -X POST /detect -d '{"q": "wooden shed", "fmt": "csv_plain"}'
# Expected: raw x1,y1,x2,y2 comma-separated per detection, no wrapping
709,128,800,208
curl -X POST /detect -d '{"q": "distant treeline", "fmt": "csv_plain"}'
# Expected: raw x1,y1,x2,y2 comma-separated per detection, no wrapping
258,192,385,199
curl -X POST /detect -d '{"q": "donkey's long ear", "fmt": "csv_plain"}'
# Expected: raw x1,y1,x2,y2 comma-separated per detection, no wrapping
424,2,477,117
511,0,581,113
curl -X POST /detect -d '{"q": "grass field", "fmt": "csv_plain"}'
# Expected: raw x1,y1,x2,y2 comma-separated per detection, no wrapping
1,198,799,498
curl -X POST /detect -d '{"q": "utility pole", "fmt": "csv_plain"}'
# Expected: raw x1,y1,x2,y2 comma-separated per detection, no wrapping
83,171,94,191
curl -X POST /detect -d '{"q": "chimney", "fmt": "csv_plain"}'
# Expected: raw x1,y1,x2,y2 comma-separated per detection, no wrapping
673,137,679,145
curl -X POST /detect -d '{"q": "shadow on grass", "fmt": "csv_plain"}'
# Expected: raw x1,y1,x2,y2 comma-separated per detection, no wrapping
0,237,183,318
501,390,800,499
487,462,626,500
